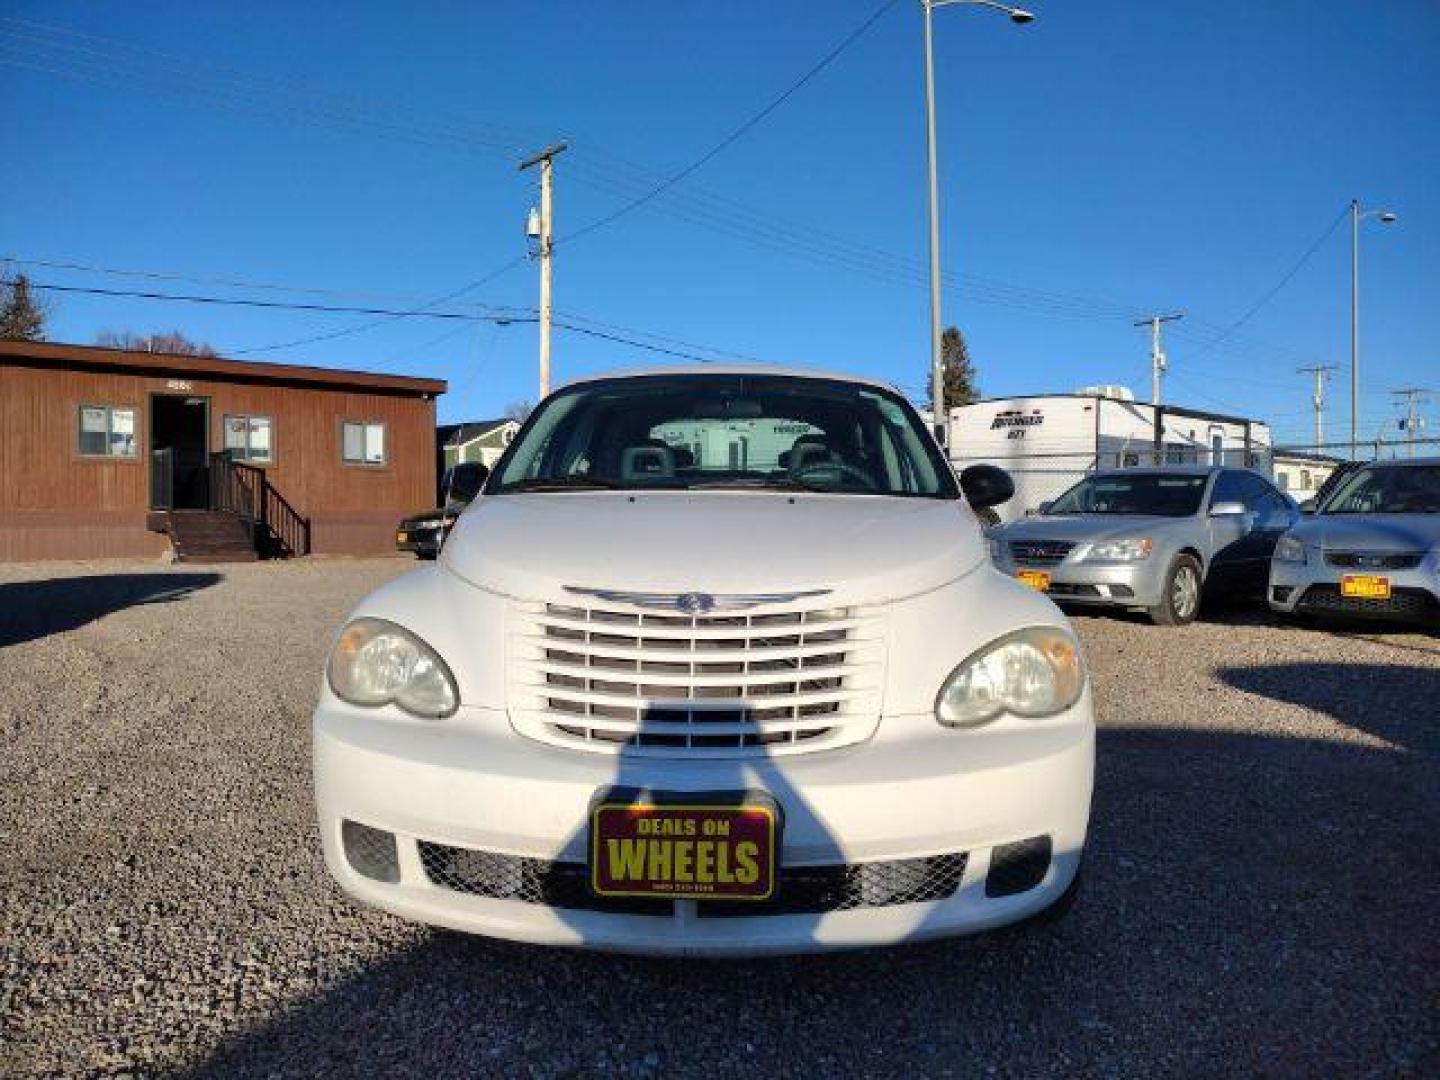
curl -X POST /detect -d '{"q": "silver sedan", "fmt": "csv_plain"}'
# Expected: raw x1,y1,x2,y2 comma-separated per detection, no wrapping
990,466,1298,625
1270,458,1440,625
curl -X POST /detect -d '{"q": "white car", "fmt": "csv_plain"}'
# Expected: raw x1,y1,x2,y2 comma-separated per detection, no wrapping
313,367,1095,956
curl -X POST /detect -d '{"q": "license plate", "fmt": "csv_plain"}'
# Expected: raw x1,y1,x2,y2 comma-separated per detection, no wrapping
590,791,779,901
1016,569,1052,591
1341,574,1391,599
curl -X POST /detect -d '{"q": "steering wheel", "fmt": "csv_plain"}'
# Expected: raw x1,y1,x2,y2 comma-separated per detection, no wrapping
791,460,877,490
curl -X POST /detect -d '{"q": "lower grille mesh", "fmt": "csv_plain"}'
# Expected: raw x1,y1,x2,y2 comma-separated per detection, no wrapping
418,840,967,917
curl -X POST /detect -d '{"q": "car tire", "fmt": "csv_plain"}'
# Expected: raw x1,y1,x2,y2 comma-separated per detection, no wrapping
1147,554,1203,626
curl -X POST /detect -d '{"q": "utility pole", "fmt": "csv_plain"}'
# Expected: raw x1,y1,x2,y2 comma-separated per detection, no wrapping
1135,313,1183,464
1392,387,1431,458
519,142,568,400
1297,364,1337,454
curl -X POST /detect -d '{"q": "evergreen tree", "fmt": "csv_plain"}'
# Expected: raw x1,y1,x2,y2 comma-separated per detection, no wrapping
0,274,48,341
936,325,979,411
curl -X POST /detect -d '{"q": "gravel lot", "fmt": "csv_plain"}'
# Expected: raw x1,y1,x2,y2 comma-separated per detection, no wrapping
2,557,1437,1078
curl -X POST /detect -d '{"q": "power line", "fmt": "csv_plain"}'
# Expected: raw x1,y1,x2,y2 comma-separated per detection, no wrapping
559,0,900,246
1188,205,1349,361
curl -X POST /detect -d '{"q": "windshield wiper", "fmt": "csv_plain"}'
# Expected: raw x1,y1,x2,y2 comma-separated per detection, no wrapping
687,477,829,493
502,476,623,493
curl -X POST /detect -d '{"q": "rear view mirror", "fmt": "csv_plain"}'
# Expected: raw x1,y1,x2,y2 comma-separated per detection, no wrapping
446,462,489,505
960,464,1014,511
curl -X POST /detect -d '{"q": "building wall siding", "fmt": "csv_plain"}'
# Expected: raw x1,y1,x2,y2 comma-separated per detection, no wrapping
0,355,439,560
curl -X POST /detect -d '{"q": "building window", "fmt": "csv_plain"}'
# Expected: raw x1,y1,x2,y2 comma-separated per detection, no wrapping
1300,469,1311,490
342,420,386,465
78,405,138,458
223,414,273,462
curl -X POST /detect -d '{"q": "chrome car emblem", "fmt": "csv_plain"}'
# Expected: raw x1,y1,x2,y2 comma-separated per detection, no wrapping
565,587,832,612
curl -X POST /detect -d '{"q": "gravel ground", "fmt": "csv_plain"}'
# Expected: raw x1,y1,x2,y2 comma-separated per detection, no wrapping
2,557,1437,1078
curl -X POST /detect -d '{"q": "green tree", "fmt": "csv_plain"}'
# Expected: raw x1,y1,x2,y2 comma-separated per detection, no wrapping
936,325,979,411
0,273,48,341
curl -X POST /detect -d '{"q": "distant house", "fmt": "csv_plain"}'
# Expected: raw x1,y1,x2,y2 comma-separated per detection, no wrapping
1272,449,1344,499
438,419,519,472
0,339,445,560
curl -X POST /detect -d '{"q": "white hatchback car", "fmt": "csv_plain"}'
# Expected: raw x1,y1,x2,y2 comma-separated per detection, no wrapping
313,368,1095,956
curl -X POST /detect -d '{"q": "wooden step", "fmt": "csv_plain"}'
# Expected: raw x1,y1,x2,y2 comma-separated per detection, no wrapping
166,511,258,563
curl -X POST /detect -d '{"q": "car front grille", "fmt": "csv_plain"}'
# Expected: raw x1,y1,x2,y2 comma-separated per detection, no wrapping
1008,539,1075,565
1296,584,1440,618
1324,550,1425,570
506,598,886,757
418,840,966,917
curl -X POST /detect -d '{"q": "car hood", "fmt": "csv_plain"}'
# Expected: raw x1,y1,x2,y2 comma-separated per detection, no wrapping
1287,513,1440,552
1000,514,1196,546
440,491,984,606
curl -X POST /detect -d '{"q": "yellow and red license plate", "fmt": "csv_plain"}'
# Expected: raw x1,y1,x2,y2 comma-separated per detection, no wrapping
590,793,779,901
1341,574,1391,600
1016,569,1052,592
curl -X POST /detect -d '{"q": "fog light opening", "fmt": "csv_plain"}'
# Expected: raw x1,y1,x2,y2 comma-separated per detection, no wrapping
342,820,401,883
985,835,1052,898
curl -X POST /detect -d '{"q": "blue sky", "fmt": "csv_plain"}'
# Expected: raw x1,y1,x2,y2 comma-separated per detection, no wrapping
2,0,1436,448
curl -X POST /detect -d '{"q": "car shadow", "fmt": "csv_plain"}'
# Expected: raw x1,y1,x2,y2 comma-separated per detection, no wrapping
0,572,222,648
182,700,1438,1077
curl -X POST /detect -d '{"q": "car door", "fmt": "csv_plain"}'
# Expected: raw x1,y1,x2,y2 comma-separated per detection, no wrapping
1205,470,1253,593
1244,477,1300,593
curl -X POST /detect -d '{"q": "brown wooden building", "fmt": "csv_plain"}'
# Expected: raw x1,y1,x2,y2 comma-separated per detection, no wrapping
0,340,446,561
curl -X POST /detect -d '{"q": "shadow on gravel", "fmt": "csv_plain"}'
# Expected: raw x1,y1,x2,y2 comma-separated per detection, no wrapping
0,572,221,648
1216,661,1440,754
184,721,1438,1078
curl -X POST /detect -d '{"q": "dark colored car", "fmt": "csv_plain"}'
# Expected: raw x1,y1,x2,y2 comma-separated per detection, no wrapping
395,463,489,560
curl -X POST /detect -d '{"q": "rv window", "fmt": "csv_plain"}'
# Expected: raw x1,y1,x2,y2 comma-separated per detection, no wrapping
78,405,138,459
224,414,273,463
342,421,386,465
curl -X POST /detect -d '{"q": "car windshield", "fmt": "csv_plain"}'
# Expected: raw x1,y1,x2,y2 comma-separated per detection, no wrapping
491,374,957,498
1320,464,1440,514
1046,473,1208,517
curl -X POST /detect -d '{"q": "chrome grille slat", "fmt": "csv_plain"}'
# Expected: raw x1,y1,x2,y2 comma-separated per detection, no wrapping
509,597,885,757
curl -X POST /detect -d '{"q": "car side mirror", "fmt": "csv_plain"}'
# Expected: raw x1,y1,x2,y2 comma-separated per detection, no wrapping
1299,498,1316,514
1036,500,1053,515
960,464,1014,511
1209,501,1246,517
447,462,488,505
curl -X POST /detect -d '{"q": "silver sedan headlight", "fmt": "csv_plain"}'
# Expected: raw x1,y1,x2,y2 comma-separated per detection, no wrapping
1273,535,1307,564
1082,537,1153,562
935,627,1086,728
327,617,459,718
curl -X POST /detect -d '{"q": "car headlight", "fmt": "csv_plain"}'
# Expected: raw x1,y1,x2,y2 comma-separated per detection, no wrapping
1083,537,1153,562
935,627,1086,728
327,617,458,718
1273,535,1307,564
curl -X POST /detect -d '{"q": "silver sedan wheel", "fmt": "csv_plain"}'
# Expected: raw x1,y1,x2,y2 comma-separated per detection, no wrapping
1171,564,1201,620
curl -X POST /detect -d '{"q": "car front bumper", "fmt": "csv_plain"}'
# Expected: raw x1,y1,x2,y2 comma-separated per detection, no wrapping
313,698,1094,956
395,525,443,557
1269,560,1440,623
1001,558,1169,609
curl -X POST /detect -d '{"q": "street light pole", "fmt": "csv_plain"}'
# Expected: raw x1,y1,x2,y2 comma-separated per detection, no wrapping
922,0,945,445
1348,199,1397,460
920,0,1034,448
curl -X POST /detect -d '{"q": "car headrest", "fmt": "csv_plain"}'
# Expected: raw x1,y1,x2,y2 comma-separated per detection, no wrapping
788,442,835,474
620,444,676,481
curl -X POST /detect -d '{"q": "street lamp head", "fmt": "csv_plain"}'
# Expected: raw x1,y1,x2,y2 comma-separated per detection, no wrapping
1009,7,1036,23
1378,211,1398,224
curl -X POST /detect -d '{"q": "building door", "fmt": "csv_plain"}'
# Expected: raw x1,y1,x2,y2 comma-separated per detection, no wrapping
150,395,210,509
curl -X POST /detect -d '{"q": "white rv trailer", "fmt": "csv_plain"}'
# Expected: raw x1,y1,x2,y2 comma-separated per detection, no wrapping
947,389,1273,523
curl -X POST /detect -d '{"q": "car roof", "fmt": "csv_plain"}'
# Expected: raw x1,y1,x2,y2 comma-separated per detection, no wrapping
561,364,902,393
1354,457,1440,468
1087,465,1225,478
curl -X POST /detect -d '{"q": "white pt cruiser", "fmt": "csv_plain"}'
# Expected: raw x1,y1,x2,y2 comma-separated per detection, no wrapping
313,368,1095,956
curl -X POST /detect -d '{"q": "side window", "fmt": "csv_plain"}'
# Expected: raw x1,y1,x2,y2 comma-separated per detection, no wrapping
223,414,273,462
78,405,138,458
1209,471,1247,507
342,421,386,465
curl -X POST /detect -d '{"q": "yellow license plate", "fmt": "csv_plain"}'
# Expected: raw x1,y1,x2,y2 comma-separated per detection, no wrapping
1341,574,1390,599
590,794,779,901
1016,570,1052,591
